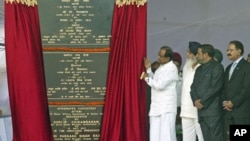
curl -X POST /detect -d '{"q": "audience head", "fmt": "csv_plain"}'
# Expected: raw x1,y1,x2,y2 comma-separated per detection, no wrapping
227,40,244,61
196,44,215,64
214,48,223,63
158,46,174,64
151,61,160,73
188,41,201,56
173,52,182,72
247,54,250,62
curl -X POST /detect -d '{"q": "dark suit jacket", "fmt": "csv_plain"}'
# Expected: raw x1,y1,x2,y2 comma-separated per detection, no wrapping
191,59,224,117
223,58,250,119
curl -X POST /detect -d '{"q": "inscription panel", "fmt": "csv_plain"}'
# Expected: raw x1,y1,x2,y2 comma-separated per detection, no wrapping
38,0,113,47
39,0,113,140
49,106,103,141
43,52,108,101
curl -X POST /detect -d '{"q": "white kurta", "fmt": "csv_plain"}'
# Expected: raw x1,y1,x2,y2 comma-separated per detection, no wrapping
180,62,203,141
180,63,200,118
176,74,182,107
145,60,178,141
0,50,13,141
146,60,178,116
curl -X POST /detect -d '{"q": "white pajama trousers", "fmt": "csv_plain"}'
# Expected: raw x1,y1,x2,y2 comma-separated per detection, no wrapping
181,117,204,141
150,112,176,141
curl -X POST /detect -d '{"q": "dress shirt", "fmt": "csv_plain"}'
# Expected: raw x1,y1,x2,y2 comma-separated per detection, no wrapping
229,56,243,80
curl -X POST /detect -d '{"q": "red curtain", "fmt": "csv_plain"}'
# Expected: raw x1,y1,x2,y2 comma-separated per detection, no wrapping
5,2,54,141
100,3,147,141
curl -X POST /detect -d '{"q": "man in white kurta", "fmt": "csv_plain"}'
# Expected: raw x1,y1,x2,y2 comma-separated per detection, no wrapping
0,50,13,141
142,46,178,141
180,42,203,141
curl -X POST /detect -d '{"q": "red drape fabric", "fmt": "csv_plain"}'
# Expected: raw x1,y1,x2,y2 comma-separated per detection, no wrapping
100,4,147,141
5,2,54,141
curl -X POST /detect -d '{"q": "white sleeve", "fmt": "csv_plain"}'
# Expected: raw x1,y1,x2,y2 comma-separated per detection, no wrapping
146,66,178,90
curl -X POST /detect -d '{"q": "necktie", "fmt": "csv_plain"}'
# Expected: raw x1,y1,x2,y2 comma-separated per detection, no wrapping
229,63,237,80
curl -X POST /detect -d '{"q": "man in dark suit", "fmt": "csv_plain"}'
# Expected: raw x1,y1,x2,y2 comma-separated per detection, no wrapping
222,40,250,140
190,44,225,141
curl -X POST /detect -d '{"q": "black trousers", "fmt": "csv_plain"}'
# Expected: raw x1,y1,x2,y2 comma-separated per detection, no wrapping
199,116,224,141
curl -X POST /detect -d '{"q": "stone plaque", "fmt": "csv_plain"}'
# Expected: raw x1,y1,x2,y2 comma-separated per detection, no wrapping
38,0,113,47
49,105,103,141
43,52,108,101
39,0,113,140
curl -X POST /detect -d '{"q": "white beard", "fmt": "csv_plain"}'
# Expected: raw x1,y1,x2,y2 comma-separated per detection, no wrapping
183,57,198,78
184,57,197,69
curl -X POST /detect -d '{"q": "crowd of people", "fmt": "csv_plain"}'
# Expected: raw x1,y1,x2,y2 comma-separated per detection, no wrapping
142,40,250,141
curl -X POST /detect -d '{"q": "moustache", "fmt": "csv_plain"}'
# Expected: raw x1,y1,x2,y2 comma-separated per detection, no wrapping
227,54,231,56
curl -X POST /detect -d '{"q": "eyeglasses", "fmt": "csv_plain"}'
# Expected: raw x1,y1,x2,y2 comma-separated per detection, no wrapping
158,55,166,58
